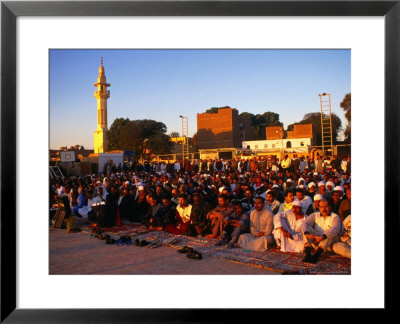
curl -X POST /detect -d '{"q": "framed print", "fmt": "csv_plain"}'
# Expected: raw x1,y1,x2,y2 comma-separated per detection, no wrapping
1,0,398,321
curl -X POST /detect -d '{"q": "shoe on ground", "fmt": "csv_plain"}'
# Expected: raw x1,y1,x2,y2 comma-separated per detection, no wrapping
186,250,202,260
140,240,149,246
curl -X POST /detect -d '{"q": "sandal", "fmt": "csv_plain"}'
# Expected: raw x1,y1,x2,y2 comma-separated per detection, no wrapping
140,240,150,247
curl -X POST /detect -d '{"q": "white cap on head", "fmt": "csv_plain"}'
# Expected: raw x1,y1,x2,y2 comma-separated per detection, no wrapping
292,200,302,207
308,182,316,188
272,184,279,189
138,185,144,191
318,181,325,187
125,181,130,185
298,185,305,189
314,194,323,201
218,186,225,193
326,181,334,187
334,186,344,192
287,179,292,183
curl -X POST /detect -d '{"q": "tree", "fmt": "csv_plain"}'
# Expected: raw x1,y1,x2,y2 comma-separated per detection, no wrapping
287,112,343,146
169,131,180,138
191,132,199,150
340,93,351,143
106,118,131,150
205,106,231,113
239,111,283,140
106,118,173,160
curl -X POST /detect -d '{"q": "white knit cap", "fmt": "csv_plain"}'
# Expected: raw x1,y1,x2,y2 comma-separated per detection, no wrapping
292,200,302,207
334,186,344,192
308,182,316,188
326,181,334,187
318,181,325,187
314,194,323,201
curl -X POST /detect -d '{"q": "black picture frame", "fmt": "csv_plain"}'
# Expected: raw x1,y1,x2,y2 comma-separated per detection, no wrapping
1,0,397,322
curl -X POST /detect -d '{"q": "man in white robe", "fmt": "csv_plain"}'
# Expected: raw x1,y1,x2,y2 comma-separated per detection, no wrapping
238,197,274,251
302,199,341,263
273,201,307,253
294,188,313,214
332,215,351,258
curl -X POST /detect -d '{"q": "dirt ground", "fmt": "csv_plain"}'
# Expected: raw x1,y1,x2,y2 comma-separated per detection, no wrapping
49,228,281,275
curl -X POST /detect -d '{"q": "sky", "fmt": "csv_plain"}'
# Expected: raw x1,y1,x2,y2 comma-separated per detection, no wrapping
49,49,350,150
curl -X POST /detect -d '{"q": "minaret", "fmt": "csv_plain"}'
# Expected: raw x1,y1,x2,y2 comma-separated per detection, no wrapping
93,57,110,154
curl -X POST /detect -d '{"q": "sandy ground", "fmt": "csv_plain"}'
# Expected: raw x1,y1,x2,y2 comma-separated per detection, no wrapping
49,228,280,275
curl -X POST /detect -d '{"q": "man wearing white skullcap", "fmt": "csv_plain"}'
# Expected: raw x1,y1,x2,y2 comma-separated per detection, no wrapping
326,181,334,192
316,181,331,201
294,188,313,214
273,200,307,253
305,193,323,215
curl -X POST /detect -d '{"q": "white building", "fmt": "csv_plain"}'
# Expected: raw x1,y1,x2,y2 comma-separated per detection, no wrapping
242,137,312,151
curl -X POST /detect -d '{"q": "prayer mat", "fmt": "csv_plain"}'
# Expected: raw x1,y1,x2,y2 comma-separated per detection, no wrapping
81,222,150,237
79,225,351,274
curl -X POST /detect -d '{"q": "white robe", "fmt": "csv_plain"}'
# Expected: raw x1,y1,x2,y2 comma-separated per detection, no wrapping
238,207,274,251
272,210,307,252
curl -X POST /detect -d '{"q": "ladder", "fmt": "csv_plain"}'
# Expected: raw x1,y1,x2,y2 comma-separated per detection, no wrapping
180,116,189,161
319,93,333,156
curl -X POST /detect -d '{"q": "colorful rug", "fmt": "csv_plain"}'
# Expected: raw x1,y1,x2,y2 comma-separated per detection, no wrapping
80,223,351,275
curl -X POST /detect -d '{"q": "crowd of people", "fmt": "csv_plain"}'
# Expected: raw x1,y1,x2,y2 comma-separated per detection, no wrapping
50,153,351,264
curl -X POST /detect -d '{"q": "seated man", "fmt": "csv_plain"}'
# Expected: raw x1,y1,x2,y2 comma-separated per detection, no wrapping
189,193,211,237
265,190,280,215
240,188,254,213
332,215,351,258
278,190,294,213
157,194,177,231
144,194,162,229
238,196,274,251
77,190,102,221
206,194,235,239
217,201,250,248
72,191,86,217
305,193,323,216
118,188,136,222
273,200,307,253
165,193,192,235
294,188,313,215
302,199,341,263
339,187,351,222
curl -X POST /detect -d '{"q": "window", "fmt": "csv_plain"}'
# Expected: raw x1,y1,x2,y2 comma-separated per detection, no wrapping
255,145,258,149
272,144,275,148
247,145,250,149
300,141,304,146
264,144,268,148
286,141,292,148
240,133,243,139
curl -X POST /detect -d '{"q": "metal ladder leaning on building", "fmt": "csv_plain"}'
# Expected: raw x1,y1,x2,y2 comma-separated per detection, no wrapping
319,93,334,156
